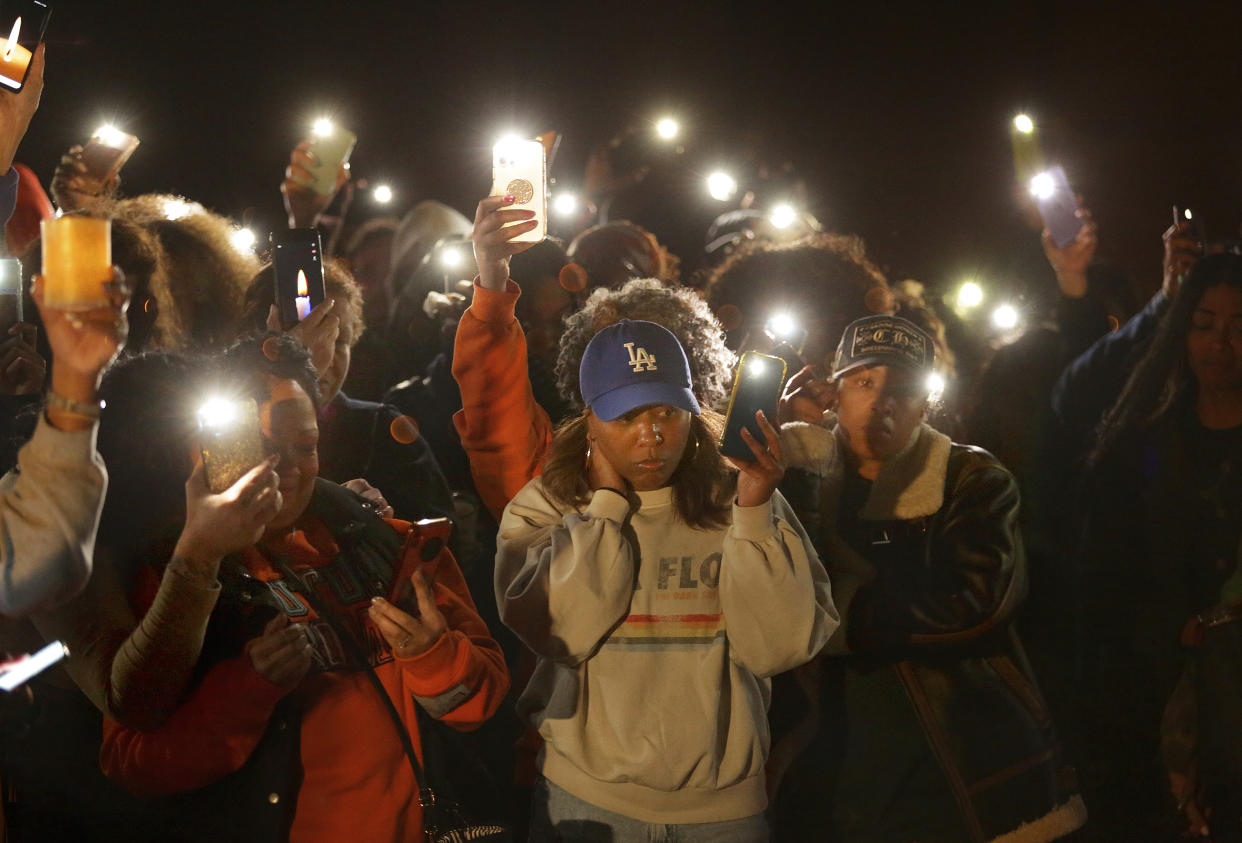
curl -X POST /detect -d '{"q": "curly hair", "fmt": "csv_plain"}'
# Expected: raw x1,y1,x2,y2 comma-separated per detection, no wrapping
555,278,736,411
111,195,261,350
541,410,735,530
701,232,892,367
890,278,957,379
239,259,365,347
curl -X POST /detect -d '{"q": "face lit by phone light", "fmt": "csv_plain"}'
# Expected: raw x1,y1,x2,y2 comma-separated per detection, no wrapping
258,377,319,533
834,365,929,472
587,404,693,492
1028,171,1056,201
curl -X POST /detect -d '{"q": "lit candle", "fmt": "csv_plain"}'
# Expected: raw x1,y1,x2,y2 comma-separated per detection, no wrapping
40,217,113,310
0,18,31,90
295,269,311,320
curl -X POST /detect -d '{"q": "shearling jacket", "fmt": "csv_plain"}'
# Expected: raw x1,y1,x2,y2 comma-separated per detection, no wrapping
769,420,1086,843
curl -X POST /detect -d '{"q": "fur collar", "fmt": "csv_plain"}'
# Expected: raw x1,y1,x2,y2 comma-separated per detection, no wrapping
780,419,951,520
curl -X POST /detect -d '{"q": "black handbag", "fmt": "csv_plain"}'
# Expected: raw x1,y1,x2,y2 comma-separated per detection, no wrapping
273,501,511,843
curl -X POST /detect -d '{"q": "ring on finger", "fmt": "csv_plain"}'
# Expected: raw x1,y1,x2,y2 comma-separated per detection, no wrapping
397,636,412,649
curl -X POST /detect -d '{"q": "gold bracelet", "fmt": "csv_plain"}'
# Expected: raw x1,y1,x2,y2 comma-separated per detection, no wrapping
46,390,103,420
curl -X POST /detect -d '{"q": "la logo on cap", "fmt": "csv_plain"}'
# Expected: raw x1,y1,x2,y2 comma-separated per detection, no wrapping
624,342,658,373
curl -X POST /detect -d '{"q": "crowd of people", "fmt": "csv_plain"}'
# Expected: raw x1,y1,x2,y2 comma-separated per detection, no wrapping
0,44,1238,843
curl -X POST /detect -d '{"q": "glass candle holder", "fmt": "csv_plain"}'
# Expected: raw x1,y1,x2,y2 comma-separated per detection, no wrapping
40,216,112,310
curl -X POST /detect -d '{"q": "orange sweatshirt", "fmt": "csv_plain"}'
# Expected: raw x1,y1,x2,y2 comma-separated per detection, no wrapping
100,516,510,843
451,279,553,522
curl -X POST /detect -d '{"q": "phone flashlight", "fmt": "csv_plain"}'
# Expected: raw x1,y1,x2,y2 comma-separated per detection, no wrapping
769,204,798,230
440,246,463,269
707,171,737,202
197,397,239,431
1028,171,1056,200
956,281,984,310
763,313,808,355
926,372,946,401
312,117,335,138
992,304,1020,331
553,193,579,217
1012,114,1035,134
655,117,679,140
747,357,767,378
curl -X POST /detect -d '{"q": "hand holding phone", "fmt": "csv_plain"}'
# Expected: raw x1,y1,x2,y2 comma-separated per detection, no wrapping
0,1,49,94
305,122,356,197
491,138,547,244
282,140,347,228
75,126,139,197
720,352,787,460
272,229,326,329
198,397,267,494
1030,166,1083,248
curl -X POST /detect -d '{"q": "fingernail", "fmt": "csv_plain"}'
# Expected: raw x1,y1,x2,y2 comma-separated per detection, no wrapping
503,195,515,203
371,596,385,605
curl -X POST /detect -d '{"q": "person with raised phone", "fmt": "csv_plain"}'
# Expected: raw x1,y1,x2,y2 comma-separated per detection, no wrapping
489,190,836,838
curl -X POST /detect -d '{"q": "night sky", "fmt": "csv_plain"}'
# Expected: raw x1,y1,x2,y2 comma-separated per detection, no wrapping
18,0,1242,306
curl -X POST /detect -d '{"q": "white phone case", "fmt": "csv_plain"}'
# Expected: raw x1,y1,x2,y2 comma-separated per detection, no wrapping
308,128,357,197
491,139,547,244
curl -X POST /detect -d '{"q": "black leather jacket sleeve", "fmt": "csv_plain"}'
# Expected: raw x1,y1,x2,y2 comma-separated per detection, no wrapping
848,450,1026,653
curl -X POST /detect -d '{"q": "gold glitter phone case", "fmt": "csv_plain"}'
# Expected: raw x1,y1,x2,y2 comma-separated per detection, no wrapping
491,138,547,244
200,398,266,494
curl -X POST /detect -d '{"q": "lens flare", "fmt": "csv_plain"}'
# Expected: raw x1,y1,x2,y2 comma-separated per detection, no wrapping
992,304,1020,330
230,228,256,254
707,171,737,202
553,193,579,216
197,398,238,430
769,204,798,230
956,281,984,309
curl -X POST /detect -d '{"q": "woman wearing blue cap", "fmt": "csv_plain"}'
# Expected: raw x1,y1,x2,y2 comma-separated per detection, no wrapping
494,314,836,840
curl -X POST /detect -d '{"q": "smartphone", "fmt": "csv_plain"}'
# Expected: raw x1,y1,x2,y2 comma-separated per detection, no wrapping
198,397,266,494
0,0,49,93
1031,165,1082,248
719,352,787,461
307,125,356,197
0,258,22,333
1172,206,1207,254
272,228,325,328
492,138,547,244
0,641,67,692
386,518,453,615
77,126,140,195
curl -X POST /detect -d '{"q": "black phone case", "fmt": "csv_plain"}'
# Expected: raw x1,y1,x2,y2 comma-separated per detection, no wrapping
719,353,787,461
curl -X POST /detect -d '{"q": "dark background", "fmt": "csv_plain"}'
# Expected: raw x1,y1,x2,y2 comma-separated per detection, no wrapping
17,0,1242,304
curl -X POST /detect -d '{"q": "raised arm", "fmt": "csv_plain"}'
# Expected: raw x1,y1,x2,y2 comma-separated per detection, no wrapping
451,195,552,521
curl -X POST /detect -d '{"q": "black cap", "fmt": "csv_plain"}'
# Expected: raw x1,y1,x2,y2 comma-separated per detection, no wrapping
832,315,934,378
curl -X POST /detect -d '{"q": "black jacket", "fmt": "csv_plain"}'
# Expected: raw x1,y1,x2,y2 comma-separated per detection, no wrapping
771,423,1085,842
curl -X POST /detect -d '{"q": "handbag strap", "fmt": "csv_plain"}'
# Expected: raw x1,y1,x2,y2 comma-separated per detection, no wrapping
273,557,441,807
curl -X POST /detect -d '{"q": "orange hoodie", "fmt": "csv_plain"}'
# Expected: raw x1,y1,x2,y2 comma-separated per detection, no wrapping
99,516,510,843
451,279,553,523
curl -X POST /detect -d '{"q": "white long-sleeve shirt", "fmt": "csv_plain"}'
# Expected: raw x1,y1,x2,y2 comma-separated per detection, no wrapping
0,415,106,615
496,481,837,824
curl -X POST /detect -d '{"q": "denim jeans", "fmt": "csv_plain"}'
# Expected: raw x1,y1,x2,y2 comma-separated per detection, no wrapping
527,777,770,842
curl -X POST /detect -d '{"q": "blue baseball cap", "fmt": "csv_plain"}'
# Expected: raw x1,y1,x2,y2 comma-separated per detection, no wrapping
579,320,701,421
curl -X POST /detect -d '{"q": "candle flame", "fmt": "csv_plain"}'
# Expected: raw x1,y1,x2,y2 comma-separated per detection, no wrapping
296,269,308,297
2,18,20,63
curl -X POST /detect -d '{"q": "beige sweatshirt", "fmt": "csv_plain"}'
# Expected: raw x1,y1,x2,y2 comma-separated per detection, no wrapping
496,481,837,824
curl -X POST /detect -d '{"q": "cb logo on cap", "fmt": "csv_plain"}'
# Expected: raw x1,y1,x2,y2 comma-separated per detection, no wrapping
624,342,658,373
